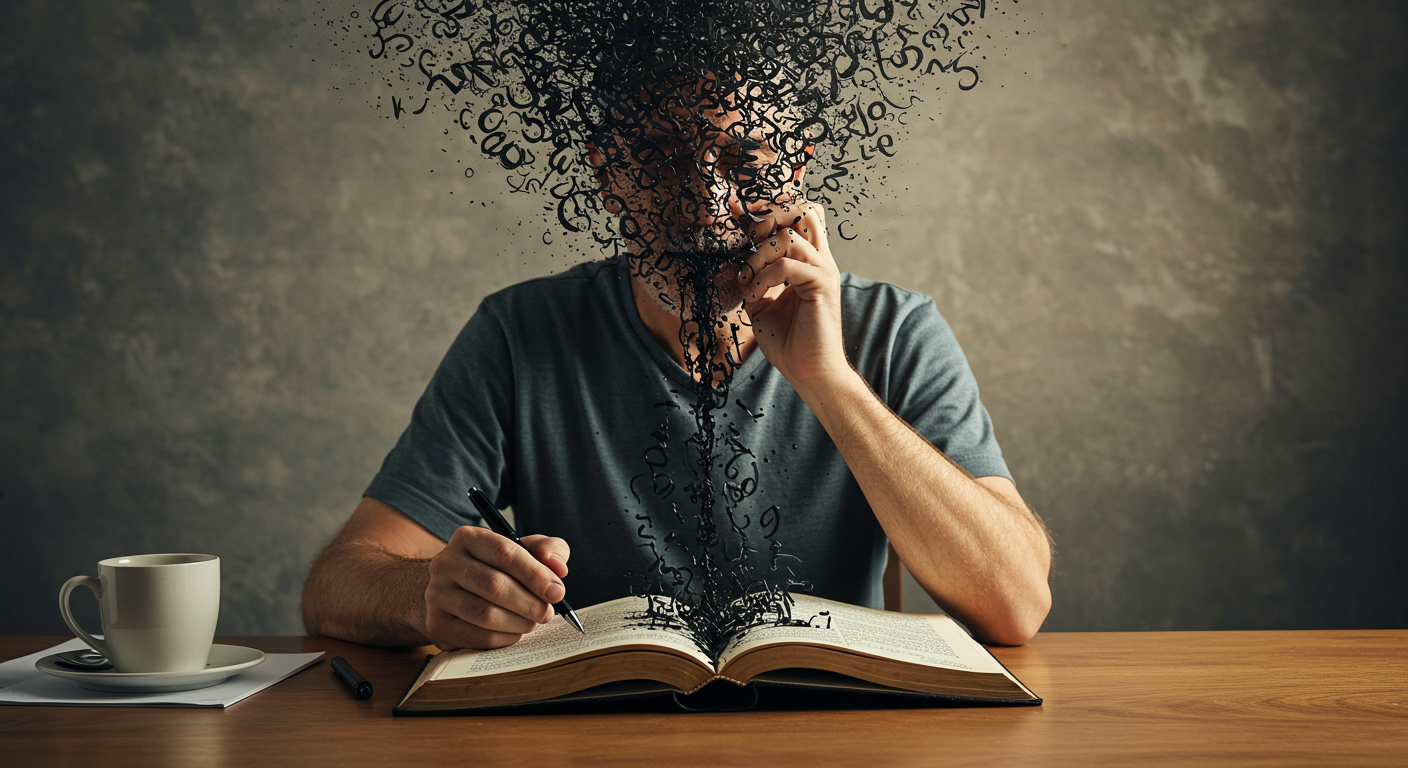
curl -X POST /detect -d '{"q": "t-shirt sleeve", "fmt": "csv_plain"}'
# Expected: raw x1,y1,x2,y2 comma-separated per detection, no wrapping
363,305,516,541
886,298,1012,482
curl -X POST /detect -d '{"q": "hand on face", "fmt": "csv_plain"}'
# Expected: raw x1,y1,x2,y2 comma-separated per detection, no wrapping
736,194,849,389
592,85,844,374
424,527,571,650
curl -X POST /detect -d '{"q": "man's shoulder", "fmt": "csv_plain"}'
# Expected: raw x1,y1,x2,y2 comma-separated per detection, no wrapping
477,259,622,322
484,259,619,300
838,272,943,325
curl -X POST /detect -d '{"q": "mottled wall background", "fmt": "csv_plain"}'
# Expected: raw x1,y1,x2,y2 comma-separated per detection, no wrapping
2,1,1404,636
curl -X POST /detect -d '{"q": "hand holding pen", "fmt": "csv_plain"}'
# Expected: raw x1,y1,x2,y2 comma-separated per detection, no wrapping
421,490,581,650
467,487,584,634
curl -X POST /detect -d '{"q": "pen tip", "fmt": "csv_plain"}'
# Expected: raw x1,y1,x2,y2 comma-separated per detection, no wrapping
566,610,585,634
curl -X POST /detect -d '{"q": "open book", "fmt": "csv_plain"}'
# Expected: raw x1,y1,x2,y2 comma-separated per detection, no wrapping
394,594,1040,714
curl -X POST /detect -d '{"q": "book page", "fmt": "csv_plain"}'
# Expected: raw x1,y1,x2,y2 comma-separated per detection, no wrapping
430,595,713,680
716,595,1003,673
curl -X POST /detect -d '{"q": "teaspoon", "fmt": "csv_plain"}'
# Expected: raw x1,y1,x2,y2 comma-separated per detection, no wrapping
54,649,113,671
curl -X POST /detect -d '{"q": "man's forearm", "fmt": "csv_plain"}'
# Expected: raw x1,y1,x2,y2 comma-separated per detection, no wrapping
301,541,434,647
793,369,1052,645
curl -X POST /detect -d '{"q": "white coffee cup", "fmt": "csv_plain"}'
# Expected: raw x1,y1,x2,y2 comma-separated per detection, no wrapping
59,554,221,673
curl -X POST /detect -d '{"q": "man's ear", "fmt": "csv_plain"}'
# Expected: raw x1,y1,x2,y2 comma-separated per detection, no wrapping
789,143,813,187
584,141,602,175
584,140,613,199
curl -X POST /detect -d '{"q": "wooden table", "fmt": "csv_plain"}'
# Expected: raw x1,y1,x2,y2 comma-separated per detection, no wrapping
2,631,1405,767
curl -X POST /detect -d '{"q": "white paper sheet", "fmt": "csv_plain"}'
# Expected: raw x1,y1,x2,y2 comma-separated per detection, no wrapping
0,638,324,708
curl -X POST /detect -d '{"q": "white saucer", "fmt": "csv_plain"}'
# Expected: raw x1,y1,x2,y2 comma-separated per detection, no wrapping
36,644,267,693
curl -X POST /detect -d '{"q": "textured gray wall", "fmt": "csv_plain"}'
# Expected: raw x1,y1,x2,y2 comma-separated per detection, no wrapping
2,1,1404,636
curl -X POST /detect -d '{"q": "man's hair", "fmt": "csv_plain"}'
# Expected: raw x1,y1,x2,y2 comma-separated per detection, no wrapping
365,0,995,241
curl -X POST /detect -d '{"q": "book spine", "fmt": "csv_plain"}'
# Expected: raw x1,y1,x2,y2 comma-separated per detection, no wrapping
391,654,437,716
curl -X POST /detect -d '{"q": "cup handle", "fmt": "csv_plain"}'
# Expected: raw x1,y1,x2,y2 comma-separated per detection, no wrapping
59,575,111,659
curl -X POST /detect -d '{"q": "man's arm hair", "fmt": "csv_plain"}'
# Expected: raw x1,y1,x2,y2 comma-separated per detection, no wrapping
301,497,445,647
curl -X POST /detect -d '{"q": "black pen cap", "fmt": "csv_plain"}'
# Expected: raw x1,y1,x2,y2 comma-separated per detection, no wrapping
331,656,373,700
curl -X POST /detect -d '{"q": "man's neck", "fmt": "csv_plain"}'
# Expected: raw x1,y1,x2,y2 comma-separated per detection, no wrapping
629,273,757,383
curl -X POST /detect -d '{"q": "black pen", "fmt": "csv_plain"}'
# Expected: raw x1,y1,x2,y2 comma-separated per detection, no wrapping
331,656,373,700
467,487,585,634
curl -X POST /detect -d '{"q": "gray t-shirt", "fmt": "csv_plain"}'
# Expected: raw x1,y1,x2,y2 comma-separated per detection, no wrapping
365,259,1009,610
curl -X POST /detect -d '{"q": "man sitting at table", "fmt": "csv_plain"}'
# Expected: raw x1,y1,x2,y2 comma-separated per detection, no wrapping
301,11,1052,652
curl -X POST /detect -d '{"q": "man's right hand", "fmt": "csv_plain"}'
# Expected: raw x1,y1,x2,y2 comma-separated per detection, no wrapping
302,497,570,650
423,526,571,650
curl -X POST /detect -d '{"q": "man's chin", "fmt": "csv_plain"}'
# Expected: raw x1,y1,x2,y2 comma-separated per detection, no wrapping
636,250,749,320
657,248,749,274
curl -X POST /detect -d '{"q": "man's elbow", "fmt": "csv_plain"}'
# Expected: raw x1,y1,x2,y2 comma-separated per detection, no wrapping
976,582,1051,646
300,550,338,638
300,575,326,637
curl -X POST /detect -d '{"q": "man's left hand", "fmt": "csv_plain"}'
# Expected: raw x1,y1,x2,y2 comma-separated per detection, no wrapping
737,198,850,390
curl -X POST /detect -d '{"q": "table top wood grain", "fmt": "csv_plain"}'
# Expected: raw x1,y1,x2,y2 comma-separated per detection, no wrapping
2,630,1405,767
